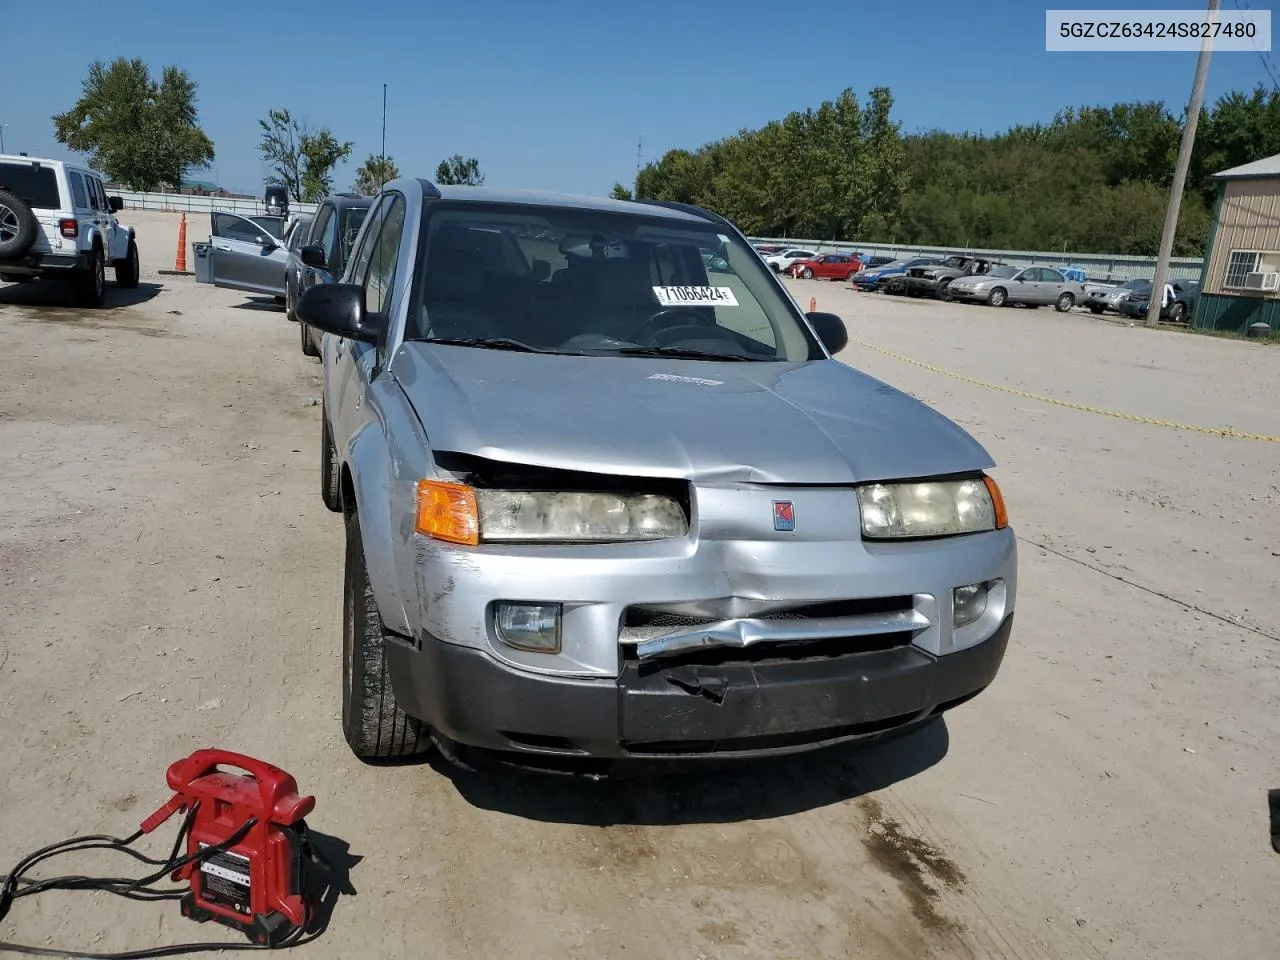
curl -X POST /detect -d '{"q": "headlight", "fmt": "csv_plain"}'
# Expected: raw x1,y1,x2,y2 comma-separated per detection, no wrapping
856,476,1007,540
416,481,688,543
477,490,686,541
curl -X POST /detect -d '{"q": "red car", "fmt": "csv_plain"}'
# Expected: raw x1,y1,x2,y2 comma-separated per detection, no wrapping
788,252,863,280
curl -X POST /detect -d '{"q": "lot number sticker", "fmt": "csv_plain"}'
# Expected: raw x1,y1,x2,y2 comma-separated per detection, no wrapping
653,286,739,307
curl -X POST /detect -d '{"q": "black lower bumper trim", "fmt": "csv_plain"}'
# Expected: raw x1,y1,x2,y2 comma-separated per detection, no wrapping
385,615,1013,763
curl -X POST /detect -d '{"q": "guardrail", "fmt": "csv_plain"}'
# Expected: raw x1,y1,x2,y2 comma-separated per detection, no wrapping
114,190,319,219
746,236,1204,283
109,190,1205,282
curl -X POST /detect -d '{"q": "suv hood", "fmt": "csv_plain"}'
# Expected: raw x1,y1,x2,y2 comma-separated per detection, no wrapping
391,344,993,484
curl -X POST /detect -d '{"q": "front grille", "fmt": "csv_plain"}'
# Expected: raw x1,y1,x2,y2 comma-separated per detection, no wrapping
621,597,919,666
623,596,912,631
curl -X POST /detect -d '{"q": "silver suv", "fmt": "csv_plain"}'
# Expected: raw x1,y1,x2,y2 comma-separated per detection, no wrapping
298,179,1018,771
0,154,140,306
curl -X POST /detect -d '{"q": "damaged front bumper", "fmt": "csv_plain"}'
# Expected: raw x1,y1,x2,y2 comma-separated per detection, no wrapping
384,614,1012,764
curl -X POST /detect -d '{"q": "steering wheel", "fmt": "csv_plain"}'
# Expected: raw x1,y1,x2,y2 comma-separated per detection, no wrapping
632,308,712,345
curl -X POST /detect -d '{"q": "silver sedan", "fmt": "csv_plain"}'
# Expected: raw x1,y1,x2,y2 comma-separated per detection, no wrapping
948,265,1085,311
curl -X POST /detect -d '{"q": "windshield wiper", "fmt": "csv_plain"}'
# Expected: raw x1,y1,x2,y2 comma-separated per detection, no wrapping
423,337,553,354
615,345,766,362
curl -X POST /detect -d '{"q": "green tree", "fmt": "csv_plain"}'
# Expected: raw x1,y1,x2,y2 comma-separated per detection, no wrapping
435,154,485,186
258,108,353,203
609,182,633,200
353,155,400,195
52,58,214,191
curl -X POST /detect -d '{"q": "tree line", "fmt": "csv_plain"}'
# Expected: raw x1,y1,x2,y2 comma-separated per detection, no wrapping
52,58,485,200
630,84,1280,256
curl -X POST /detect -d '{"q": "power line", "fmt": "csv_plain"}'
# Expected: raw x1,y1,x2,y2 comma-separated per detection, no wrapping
1233,0,1280,91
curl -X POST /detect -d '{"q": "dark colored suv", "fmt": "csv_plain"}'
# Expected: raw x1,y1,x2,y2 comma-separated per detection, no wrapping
289,193,373,357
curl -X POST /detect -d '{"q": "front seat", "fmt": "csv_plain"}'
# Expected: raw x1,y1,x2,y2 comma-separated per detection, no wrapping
418,246,492,340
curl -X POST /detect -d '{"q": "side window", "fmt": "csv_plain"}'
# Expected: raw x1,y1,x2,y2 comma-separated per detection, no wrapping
363,195,406,313
346,197,388,286
212,213,267,244
89,178,107,211
70,173,88,210
307,206,330,246
318,210,339,267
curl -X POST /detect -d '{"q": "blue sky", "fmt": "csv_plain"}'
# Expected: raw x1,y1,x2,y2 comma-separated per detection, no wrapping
3,0,1277,196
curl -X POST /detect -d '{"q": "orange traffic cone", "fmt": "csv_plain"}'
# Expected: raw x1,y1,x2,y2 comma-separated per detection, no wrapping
809,296,816,312
175,213,187,272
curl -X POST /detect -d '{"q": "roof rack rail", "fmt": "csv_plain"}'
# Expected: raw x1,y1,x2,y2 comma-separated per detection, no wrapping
416,178,442,199
334,191,363,199
636,198,731,228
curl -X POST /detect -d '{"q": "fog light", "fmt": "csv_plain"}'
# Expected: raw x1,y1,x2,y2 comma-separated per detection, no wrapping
494,602,561,653
953,582,989,628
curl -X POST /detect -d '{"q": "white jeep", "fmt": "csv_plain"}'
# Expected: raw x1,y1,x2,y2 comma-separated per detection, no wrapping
0,154,140,307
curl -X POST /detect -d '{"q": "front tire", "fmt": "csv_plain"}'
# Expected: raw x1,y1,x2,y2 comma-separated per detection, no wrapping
1089,304,1104,315
73,248,105,308
1055,292,1074,312
342,510,433,760
801,267,814,279
114,240,140,289
321,405,342,513
1168,302,1187,324
285,278,298,322
987,287,1007,308
301,319,319,357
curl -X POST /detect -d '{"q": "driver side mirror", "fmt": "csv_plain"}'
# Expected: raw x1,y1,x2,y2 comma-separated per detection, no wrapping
108,196,124,212
531,258,550,281
806,311,848,355
257,233,278,250
300,243,327,269
296,283,379,343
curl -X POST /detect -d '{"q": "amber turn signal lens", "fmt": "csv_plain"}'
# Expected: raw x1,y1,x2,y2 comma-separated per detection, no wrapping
415,480,479,545
982,475,1008,530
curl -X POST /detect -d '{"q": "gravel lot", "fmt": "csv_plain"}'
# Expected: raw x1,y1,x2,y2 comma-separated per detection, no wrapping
1,209,1277,959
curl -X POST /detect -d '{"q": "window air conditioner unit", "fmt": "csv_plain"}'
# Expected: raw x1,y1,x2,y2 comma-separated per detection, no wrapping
1243,271,1280,291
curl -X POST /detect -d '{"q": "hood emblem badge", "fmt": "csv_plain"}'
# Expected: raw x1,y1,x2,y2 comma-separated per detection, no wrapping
772,500,795,532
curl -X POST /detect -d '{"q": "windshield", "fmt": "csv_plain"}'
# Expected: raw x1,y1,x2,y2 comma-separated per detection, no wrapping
0,161,60,208
988,265,1020,279
409,204,821,361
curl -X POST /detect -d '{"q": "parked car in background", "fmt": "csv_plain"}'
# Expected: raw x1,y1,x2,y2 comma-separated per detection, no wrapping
282,214,314,321
947,265,1084,311
860,255,895,269
851,256,944,293
752,243,786,255
904,256,1001,299
763,247,819,273
297,177,1017,765
0,153,139,307
1117,279,1200,324
294,193,374,357
205,211,291,301
1084,278,1150,315
788,251,863,280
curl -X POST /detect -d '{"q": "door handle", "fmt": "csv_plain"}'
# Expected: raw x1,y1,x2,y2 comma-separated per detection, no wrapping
213,244,232,252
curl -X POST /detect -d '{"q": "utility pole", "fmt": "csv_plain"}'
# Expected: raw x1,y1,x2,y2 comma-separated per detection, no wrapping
0,125,7,154
380,83,388,190
1147,0,1218,328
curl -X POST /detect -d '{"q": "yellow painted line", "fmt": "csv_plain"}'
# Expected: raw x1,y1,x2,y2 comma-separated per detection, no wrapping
848,337,1280,443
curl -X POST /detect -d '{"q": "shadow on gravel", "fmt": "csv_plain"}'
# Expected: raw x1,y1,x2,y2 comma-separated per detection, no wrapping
299,830,362,941
0,280,163,310
230,295,287,313
435,718,949,825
